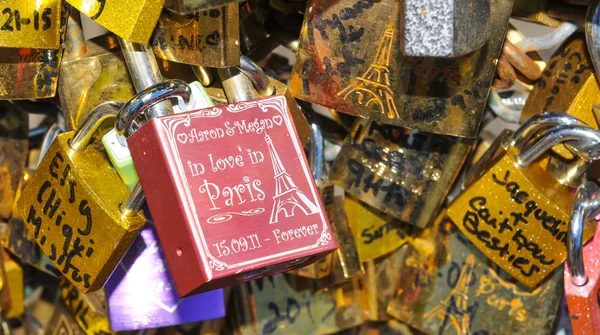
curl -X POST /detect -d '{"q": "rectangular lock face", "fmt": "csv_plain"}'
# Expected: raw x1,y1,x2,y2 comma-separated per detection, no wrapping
330,120,470,228
388,214,564,334
152,4,240,68
130,95,337,296
17,133,146,292
0,0,66,49
66,0,163,43
0,48,62,99
106,224,226,331
447,146,597,287
289,0,513,138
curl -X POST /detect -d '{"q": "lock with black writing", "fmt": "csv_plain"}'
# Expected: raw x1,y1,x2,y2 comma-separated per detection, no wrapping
387,211,564,334
231,274,366,335
164,0,244,14
447,116,600,287
59,279,113,335
0,48,63,100
565,181,600,335
289,0,513,138
0,0,67,49
330,119,471,228
151,4,239,68
59,9,136,131
117,61,336,297
16,102,146,293
66,0,163,44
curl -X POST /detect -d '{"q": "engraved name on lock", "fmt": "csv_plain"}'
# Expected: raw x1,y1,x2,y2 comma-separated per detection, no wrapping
129,95,337,296
0,0,67,49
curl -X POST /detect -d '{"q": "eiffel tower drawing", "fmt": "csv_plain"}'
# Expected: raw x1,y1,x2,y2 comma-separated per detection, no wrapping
423,255,477,334
338,27,399,119
265,134,319,224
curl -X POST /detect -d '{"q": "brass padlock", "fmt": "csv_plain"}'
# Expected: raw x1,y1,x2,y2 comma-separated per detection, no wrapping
447,118,599,287
345,195,414,262
151,4,240,68
231,274,367,335
289,0,513,138
330,119,471,228
520,35,599,128
0,48,63,100
387,212,564,334
59,279,113,335
164,0,244,14
0,105,28,220
59,10,136,131
3,251,23,320
66,0,163,44
16,102,146,293
0,0,67,49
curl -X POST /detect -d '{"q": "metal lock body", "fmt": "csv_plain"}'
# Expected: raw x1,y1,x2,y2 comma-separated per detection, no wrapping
16,103,146,293
344,195,414,262
45,298,88,335
59,280,113,335
387,212,564,335
289,0,513,138
565,181,600,335
3,251,23,319
447,122,598,287
520,35,599,127
399,0,490,57
330,119,470,228
512,0,563,27
0,0,67,49
66,0,163,44
121,81,336,297
59,12,135,130
164,0,245,14
231,274,367,335
151,4,240,68
0,48,63,100
106,223,226,331
0,105,28,220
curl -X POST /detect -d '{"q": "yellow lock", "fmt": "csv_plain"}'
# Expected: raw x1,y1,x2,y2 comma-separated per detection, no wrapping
447,117,598,287
59,9,136,130
59,279,113,335
0,48,63,100
152,4,240,68
0,0,67,49
66,0,163,44
2,251,23,319
16,102,146,293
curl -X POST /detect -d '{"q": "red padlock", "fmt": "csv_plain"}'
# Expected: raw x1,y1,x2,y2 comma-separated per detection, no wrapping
565,180,600,334
116,77,337,297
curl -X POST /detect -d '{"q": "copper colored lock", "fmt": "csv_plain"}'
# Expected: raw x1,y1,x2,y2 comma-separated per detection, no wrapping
565,181,600,335
117,79,337,297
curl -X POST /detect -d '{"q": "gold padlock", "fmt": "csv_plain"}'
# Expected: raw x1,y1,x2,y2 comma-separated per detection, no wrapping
59,279,113,335
345,195,414,262
66,0,163,44
0,106,28,220
387,212,564,334
151,4,240,68
0,0,67,49
330,119,471,228
3,251,23,320
16,102,146,293
164,0,244,14
0,48,63,100
59,10,135,131
447,116,598,287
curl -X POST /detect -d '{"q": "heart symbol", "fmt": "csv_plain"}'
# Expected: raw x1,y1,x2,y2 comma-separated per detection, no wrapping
272,115,283,126
177,133,188,144
301,226,308,236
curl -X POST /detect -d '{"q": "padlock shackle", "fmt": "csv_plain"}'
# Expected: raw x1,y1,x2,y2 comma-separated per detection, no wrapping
38,123,62,167
236,55,276,97
298,101,324,181
515,124,600,168
70,101,125,151
115,80,192,138
120,183,145,217
511,111,585,150
567,181,600,286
